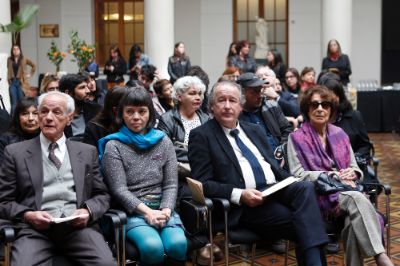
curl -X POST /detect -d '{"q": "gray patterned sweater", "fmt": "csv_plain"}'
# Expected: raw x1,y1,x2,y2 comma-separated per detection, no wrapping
102,137,178,214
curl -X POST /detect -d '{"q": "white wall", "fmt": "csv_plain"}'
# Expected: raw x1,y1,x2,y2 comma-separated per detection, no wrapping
288,0,322,76
288,0,382,85
0,0,12,111
351,0,381,85
175,0,232,86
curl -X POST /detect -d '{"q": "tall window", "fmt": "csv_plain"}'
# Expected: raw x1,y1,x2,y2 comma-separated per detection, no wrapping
233,0,288,62
95,0,144,66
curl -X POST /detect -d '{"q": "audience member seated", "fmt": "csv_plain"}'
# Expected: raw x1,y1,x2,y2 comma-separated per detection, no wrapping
188,81,328,265
284,68,301,98
0,91,113,266
220,66,240,82
99,88,187,265
83,71,106,106
158,76,208,164
138,64,158,94
40,73,60,94
59,73,102,139
237,73,293,161
0,97,40,164
300,66,316,92
266,49,287,84
228,40,257,73
83,86,131,150
287,86,393,266
322,78,374,181
153,79,175,116
255,67,302,128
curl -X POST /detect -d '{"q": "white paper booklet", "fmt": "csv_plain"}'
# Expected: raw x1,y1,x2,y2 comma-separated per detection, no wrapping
51,213,89,224
261,176,300,197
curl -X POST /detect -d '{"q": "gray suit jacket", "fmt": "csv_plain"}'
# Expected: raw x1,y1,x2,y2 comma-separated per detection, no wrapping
0,136,110,225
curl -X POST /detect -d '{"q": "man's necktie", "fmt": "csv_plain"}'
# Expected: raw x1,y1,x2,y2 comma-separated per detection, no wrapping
48,142,62,169
230,129,267,190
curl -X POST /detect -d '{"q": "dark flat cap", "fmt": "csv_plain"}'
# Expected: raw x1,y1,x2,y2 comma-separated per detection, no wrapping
236,72,266,88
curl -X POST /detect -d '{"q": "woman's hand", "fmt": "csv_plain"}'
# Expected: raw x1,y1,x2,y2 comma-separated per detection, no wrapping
338,168,358,180
161,208,171,220
144,210,168,227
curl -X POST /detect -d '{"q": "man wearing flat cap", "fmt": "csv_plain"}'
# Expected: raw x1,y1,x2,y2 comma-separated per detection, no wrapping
237,72,293,165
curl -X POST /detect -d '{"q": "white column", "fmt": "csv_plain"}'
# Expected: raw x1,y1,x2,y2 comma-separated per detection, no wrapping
144,0,174,79
322,0,352,57
0,0,12,111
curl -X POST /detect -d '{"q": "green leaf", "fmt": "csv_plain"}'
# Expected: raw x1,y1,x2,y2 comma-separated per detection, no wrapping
0,4,39,33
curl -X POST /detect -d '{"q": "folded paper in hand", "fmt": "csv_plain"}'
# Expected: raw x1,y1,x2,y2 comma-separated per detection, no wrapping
51,213,89,224
261,176,300,197
186,177,206,204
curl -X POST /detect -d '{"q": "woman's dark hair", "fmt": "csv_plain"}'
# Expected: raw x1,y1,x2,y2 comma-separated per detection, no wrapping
173,42,186,59
153,79,171,96
116,87,156,130
284,68,301,92
235,40,250,54
326,39,342,57
227,42,237,57
323,79,353,113
128,44,142,68
267,49,283,67
317,71,341,85
299,85,338,121
109,44,124,61
300,67,315,79
187,65,210,89
96,86,131,132
140,65,157,83
9,45,24,62
9,97,39,136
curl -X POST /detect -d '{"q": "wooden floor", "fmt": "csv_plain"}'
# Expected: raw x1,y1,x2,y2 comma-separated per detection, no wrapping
187,133,400,266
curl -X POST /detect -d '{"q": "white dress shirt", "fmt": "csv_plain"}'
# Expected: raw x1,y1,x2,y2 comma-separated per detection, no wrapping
221,123,277,205
40,132,67,163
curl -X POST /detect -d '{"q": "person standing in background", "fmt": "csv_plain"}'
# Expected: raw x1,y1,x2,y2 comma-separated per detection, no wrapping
266,49,286,84
321,39,352,86
229,40,257,73
104,45,127,90
128,44,151,81
168,42,191,84
7,45,36,113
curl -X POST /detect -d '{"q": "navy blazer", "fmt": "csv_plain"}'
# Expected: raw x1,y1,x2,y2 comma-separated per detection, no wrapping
188,119,291,227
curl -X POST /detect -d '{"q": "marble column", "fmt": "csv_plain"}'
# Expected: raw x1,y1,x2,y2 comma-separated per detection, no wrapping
322,0,353,57
144,0,174,79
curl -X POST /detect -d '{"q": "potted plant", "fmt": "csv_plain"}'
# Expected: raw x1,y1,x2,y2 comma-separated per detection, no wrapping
68,30,96,72
47,40,66,73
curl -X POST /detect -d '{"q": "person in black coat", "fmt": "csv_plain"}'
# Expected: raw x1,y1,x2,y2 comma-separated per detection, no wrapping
168,42,191,84
188,81,328,265
0,97,40,164
321,39,352,86
83,86,131,150
104,45,127,90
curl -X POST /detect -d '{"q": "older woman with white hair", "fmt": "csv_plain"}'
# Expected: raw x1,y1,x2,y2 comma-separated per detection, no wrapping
158,76,209,162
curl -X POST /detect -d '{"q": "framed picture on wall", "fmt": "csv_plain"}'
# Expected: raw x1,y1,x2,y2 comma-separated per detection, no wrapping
39,24,59,38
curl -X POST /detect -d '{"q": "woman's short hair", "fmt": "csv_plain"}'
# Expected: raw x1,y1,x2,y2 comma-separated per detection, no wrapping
300,67,315,78
116,87,156,130
299,85,338,121
40,73,60,93
173,76,206,100
10,97,38,135
153,79,171,96
235,40,250,53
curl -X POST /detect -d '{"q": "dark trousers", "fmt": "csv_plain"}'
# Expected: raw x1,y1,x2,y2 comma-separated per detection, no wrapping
9,78,24,115
11,223,115,266
239,181,328,261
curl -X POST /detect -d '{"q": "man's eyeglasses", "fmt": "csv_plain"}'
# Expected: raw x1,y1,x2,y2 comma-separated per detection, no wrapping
310,101,332,110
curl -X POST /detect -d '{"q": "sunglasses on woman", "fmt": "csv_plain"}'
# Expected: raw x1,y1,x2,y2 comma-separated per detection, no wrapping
310,101,332,110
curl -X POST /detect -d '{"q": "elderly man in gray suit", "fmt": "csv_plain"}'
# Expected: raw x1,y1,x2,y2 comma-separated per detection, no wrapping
0,91,114,266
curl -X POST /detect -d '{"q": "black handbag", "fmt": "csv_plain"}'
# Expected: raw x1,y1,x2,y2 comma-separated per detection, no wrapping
179,199,208,236
315,172,363,195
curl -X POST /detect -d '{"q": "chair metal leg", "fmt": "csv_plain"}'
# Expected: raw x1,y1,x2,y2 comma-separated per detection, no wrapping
208,209,214,266
250,243,256,266
4,242,11,266
121,224,126,266
224,209,229,266
386,194,391,258
284,240,289,266
114,224,121,266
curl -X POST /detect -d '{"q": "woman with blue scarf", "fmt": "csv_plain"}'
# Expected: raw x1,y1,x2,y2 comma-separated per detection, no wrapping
99,88,187,265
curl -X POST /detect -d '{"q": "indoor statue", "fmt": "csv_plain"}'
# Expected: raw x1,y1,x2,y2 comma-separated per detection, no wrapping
254,16,269,59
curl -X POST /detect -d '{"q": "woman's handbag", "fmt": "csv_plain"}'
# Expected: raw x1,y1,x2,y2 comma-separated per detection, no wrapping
315,172,363,195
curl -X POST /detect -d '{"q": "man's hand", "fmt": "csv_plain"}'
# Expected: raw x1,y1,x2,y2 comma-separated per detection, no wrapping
69,208,90,229
262,86,279,100
24,211,53,230
240,189,264,207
